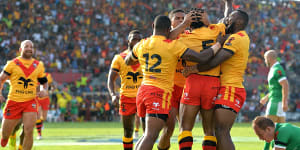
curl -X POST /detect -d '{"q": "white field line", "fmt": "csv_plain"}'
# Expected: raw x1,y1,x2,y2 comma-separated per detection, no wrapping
32,136,260,146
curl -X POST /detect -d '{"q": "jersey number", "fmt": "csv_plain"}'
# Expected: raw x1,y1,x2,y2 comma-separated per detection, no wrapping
202,40,214,49
143,53,161,73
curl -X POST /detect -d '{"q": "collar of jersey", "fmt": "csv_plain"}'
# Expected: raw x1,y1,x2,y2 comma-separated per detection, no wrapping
17,56,34,64
270,62,280,69
151,35,167,39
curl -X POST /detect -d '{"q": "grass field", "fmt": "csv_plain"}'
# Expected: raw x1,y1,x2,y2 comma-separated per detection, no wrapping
3,121,300,150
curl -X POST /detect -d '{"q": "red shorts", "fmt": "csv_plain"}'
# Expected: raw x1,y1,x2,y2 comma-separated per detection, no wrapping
171,84,184,109
136,85,171,118
215,86,246,113
181,74,220,110
3,99,38,119
119,95,137,116
37,96,50,111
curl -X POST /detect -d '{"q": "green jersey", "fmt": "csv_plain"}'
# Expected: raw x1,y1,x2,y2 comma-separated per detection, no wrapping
267,62,286,102
274,123,300,150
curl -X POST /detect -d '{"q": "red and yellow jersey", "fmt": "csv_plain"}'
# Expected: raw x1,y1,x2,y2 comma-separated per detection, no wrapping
178,23,226,77
173,59,186,87
173,30,190,87
111,49,143,97
3,57,46,102
221,30,250,88
132,35,187,93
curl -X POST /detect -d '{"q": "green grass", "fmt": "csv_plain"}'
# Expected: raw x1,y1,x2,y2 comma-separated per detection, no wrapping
3,121,300,150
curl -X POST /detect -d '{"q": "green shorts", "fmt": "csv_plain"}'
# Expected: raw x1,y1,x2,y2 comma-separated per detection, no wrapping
266,101,285,117
60,108,67,114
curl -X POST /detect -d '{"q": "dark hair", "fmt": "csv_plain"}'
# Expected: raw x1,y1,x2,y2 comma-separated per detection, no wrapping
189,8,205,29
153,15,171,32
129,30,141,35
236,10,249,29
253,116,275,130
168,9,185,19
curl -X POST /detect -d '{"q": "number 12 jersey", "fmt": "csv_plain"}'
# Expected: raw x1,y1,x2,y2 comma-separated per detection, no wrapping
132,35,187,93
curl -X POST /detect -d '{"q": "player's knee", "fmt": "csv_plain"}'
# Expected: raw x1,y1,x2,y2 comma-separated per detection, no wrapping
161,127,174,138
23,126,34,135
215,125,230,135
144,131,160,142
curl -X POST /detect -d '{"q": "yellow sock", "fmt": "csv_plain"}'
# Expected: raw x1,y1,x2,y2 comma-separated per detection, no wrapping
18,145,23,150
134,128,139,132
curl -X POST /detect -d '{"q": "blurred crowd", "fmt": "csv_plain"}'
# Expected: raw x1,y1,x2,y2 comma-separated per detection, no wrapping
0,0,299,122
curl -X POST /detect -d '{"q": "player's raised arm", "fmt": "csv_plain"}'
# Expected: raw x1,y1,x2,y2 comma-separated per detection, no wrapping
224,0,233,18
169,11,195,40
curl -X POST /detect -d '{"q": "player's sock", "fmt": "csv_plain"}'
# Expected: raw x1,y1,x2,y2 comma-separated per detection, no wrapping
9,133,16,149
263,142,270,150
157,145,170,150
122,136,133,150
134,128,139,133
202,136,217,150
178,131,193,150
18,145,23,150
36,119,43,136
1,138,8,147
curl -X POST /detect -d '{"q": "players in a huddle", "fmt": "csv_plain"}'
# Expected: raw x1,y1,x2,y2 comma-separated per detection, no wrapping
2,1,284,150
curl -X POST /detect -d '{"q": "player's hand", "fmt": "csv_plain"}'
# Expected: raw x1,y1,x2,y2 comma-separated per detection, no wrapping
112,95,119,106
182,65,198,77
216,33,229,45
0,94,5,102
282,102,288,112
260,97,268,105
37,90,48,98
183,11,197,27
199,11,210,26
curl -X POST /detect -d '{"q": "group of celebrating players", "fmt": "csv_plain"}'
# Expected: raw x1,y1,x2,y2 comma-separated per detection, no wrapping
0,0,299,150
108,0,252,149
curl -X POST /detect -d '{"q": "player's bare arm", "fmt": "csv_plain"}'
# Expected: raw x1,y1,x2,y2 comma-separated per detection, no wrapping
224,0,233,18
260,93,269,105
125,52,139,65
182,48,233,77
181,33,230,77
181,42,220,64
219,0,233,24
280,79,289,112
169,11,196,40
0,71,10,102
107,69,120,105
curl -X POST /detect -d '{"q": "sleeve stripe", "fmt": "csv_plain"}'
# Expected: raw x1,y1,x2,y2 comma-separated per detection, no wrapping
38,77,48,84
278,77,287,82
112,68,119,72
275,140,287,146
223,48,235,55
274,145,286,149
3,71,11,76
